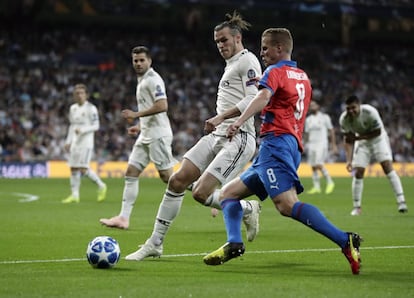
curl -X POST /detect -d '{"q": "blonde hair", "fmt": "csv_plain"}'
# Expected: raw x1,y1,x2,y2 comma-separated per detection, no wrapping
262,28,293,54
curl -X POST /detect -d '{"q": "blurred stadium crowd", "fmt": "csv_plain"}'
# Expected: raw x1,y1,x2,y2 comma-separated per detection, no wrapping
0,1,413,164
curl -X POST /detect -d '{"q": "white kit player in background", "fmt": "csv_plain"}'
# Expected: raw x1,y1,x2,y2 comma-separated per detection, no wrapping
304,100,337,195
124,11,262,261
339,95,408,215
99,46,177,229
62,83,107,203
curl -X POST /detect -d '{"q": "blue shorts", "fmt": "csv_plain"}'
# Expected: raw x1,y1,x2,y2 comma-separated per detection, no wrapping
240,134,304,201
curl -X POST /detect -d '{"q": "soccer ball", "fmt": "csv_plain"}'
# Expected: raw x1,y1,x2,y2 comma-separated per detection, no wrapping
86,236,121,269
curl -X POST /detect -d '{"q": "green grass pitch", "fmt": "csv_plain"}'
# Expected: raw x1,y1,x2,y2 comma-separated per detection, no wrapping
1,177,413,297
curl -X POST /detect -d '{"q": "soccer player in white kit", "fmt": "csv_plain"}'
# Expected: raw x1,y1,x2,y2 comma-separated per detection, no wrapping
304,100,337,194
339,95,408,215
125,11,262,261
62,84,107,203
100,46,177,229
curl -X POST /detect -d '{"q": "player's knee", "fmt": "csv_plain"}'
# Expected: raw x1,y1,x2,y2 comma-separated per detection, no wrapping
159,171,172,184
125,165,140,177
192,187,208,204
168,173,188,193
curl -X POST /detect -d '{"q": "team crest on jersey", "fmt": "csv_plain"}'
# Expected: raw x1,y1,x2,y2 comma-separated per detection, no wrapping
246,69,258,86
155,85,165,97
221,80,230,88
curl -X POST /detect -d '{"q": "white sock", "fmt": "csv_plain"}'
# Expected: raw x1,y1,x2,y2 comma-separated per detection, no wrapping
387,170,405,204
205,190,252,215
321,167,333,184
85,169,105,188
70,171,81,198
352,177,363,208
150,189,184,246
204,189,221,209
120,176,139,219
312,171,320,189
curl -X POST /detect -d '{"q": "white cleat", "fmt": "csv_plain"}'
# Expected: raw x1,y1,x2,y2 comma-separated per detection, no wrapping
243,200,261,242
125,239,163,261
398,202,408,213
350,207,361,216
99,215,129,229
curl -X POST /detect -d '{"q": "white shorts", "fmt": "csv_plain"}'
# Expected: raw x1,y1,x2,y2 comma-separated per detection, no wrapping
184,131,256,185
129,136,177,171
307,144,328,166
352,136,393,168
68,147,93,168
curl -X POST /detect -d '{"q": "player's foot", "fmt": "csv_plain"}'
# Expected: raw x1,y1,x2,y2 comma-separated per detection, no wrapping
398,201,408,213
242,200,261,242
99,215,129,229
61,195,79,204
307,187,321,194
325,182,335,194
97,185,107,202
125,239,163,261
341,232,362,275
203,242,245,266
350,207,361,216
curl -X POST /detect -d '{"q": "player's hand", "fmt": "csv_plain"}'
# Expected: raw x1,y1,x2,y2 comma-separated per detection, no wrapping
127,125,140,136
204,115,223,134
226,123,240,141
344,133,357,143
346,162,353,172
64,144,71,152
121,109,136,121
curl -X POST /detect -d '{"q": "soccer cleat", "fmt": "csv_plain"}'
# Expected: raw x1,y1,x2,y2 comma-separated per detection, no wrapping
203,242,245,265
99,215,129,229
398,201,408,213
61,195,79,204
341,232,362,275
125,239,163,261
97,185,107,202
242,200,261,242
325,182,335,194
350,207,361,216
307,187,321,195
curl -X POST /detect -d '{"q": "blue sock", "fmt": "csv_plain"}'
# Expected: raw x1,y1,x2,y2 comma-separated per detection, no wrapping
221,199,243,243
292,202,348,248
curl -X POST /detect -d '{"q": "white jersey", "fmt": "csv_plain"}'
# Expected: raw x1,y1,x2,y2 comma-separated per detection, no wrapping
136,67,173,143
305,111,333,148
339,104,387,143
215,49,262,136
65,101,99,149
339,104,392,166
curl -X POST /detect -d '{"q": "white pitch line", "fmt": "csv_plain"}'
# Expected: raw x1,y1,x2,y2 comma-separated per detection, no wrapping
1,245,413,265
0,192,39,203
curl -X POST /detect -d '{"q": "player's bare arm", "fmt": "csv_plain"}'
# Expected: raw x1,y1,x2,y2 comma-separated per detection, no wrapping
354,128,381,141
343,134,354,172
204,106,241,134
227,88,271,139
122,99,168,120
